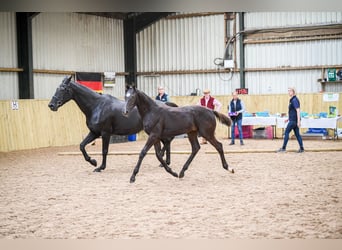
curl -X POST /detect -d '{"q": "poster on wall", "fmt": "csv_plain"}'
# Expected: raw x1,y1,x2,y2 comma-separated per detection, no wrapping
11,100,19,110
323,93,339,102
104,72,116,87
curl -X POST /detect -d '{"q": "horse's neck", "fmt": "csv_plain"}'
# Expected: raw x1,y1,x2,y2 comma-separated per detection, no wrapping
70,82,100,116
136,90,156,117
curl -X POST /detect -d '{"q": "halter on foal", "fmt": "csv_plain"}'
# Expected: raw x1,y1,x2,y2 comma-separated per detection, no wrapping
123,86,234,183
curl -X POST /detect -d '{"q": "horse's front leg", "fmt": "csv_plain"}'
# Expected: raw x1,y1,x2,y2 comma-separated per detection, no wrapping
154,142,178,178
130,136,157,183
179,132,200,178
93,133,110,172
80,132,98,167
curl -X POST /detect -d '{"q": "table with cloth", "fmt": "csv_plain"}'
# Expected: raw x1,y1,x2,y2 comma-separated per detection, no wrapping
276,116,342,139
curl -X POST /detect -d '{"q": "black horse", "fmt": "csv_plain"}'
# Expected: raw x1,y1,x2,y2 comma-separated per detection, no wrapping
48,76,174,172
123,86,234,183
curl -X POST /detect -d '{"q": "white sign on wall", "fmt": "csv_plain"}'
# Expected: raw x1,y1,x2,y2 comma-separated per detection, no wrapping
11,100,19,110
323,93,339,102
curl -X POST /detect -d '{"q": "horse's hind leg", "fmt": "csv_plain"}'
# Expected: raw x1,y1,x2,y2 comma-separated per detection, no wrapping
206,136,234,173
80,132,98,167
161,137,173,165
179,132,200,178
154,142,178,178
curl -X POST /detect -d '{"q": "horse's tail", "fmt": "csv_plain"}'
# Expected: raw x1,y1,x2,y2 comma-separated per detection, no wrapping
213,111,232,126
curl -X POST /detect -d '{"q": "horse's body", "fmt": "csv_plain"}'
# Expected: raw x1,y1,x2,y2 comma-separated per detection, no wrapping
123,87,234,183
48,76,174,172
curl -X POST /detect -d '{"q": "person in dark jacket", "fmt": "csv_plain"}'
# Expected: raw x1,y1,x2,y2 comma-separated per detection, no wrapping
156,86,170,102
277,87,304,153
229,91,245,145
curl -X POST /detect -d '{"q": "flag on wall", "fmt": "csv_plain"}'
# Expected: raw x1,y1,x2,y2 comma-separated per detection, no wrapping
76,72,103,93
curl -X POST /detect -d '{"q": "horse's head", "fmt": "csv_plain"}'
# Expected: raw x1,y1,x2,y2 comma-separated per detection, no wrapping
123,85,137,116
48,76,73,111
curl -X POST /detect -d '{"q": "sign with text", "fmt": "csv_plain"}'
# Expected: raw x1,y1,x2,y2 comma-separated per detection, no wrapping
236,88,248,95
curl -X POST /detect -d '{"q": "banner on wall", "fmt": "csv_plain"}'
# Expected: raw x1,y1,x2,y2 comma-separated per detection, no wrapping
76,72,103,93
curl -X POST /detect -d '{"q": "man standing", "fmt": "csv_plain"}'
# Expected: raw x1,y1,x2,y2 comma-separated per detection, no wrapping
277,87,304,153
198,89,222,144
229,91,245,145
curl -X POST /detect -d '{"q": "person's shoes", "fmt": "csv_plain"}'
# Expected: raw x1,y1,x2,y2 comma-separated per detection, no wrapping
240,142,244,146
297,149,304,153
277,148,286,153
229,142,235,145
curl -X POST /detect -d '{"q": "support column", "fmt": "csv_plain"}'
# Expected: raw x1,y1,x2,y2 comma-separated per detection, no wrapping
123,17,137,87
16,12,34,99
239,12,245,89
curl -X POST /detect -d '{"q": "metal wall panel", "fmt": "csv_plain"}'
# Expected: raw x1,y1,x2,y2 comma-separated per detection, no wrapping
245,70,322,94
136,14,225,76
31,13,125,99
136,14,235,97
245,12,342,29
243,12,342,94
245,39,342,68
0,12,19,100
137,72,240,98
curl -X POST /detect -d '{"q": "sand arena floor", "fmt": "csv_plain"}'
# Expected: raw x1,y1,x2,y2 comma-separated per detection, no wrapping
0,138,341,239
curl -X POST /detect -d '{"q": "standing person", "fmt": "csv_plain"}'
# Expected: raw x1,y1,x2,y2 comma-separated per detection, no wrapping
155,86,170,103
198,89,222,144
277,87,304,153
229,91,245,145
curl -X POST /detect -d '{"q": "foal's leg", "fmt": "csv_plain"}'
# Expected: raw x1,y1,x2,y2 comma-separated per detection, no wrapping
94,133,110,172
154,142,178,178
130,136,157,183
206,136,234,173
160,137,173,165
179,132,201,178
80,132,98,167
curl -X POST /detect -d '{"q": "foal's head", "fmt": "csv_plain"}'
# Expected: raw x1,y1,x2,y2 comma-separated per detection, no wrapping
123,86,137,116
48,76,73,111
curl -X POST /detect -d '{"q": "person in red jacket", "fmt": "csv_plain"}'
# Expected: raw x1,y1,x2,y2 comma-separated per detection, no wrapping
197,89,222,144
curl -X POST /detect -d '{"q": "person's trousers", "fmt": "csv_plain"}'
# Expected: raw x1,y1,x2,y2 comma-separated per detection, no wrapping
231,118,243,143
282,120,304,150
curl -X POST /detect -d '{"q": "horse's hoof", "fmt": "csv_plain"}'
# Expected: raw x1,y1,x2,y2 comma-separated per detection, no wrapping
231,168,235,174
172,172,178,178
90,159,97,167
93,168,102,172
179,172,184,178
130,177,135,183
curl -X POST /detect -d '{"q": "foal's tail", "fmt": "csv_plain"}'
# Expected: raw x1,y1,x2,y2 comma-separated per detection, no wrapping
213,111,232,126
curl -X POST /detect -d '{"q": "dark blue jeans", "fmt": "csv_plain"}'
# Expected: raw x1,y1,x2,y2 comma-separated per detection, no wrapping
282,120,304,150
231,118,243,143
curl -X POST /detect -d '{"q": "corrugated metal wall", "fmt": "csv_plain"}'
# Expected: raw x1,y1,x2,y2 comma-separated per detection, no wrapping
243,12,342,94
0,12,19,100
32,13,126,99
244,12,342,28
1,12,341,100
136,14,239,97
